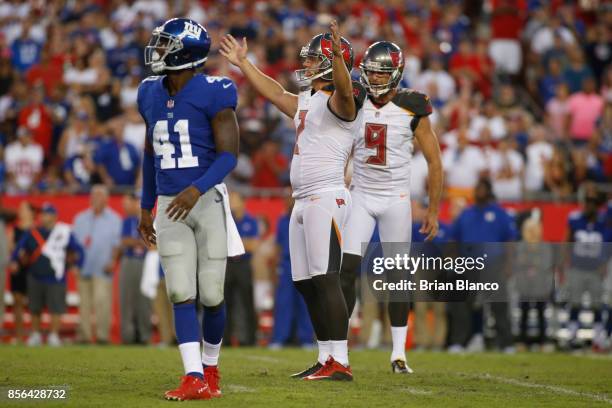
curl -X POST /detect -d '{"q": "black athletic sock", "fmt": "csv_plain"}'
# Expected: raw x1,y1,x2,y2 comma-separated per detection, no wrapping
294,279,329,341
312,273,348,341
340,253,361,317
536,302,546,344
386,267,410,327
388,300,410,327
519,302,529,343
593,308,602,323
570,306,580,322
472,307,484,335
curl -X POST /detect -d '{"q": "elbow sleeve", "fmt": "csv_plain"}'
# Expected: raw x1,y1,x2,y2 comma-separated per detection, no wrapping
141,152,157,210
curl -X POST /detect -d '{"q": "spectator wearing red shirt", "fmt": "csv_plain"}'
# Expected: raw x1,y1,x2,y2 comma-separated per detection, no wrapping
474,40,494,99
488,0,526,75
25,47,64,96
350,1,387,25
251,140,288,188
392,9,423,54
450,39,489,96
17,85,53,159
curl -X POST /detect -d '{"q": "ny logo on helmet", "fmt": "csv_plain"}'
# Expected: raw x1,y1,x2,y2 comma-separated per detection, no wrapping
183,21,202,39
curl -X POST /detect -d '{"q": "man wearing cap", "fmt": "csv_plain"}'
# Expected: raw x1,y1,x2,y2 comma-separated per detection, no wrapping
9,203,84,346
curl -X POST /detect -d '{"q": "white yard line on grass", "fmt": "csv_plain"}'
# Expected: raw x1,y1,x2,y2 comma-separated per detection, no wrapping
225,384,257,393
575,354,612,361
244,355,284,364
400,387,433,396
472,373,612,405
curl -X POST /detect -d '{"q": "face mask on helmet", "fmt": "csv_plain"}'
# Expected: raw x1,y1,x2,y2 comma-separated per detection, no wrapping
359,42,404,98
145,29,184,74
294,46,333,86
359,63,403,98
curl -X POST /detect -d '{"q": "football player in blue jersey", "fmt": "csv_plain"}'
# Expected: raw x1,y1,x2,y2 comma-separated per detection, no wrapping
564,185,608,350
137,18,240,401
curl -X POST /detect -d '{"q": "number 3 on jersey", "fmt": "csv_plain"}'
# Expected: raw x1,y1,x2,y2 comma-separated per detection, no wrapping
365,123,387,166
152,119,199,169
294,110,308,155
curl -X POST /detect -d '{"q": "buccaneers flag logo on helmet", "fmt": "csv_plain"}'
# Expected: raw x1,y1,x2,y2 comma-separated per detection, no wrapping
295,33,354,85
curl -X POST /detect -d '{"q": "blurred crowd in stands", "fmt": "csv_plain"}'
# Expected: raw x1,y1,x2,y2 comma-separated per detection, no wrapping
0,0,611,352
0,0,609,200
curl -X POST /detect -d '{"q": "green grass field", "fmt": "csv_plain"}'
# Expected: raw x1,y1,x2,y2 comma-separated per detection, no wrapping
1,346,611,407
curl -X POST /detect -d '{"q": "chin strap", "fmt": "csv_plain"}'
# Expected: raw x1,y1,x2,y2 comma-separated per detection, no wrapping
295,66,333,87
152,57,208,73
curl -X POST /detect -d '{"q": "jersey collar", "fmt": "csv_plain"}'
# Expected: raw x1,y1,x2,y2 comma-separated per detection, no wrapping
160,73,200,101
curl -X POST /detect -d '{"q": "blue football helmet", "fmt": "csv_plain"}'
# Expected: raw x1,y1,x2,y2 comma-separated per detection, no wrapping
144,18,211,74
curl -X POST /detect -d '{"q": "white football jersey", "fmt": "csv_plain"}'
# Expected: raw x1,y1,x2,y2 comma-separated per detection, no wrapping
5,141,43,191
290,82,366,198
351,89,432,196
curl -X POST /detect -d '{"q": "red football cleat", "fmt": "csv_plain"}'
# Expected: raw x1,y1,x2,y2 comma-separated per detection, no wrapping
164,375,211,401
304,356,353,381
204,366,222,397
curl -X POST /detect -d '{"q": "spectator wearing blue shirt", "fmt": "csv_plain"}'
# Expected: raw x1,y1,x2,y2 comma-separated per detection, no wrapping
94,128,140,190
9,203,84,347
448,178,516,353
538,59,565,104
10,28,41,73
276,3,315,38
270,196,313,348
118,193,151,344
224,191,260,346
563,49,594,94
72,185,122,344
433,6,470,51
106,32,141,78
63,149,95,193
565,185,608,349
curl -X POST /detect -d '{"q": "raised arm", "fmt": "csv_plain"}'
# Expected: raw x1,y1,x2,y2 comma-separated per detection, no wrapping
220,35,298,118
328,20,356,121
415,116,443,241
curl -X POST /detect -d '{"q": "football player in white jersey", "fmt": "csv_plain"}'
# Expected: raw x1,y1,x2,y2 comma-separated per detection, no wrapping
340,41,443,374
221,21,366,381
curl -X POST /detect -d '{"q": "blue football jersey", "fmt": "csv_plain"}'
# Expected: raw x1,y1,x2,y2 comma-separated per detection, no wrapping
137,73,237,195
568,210,607,270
